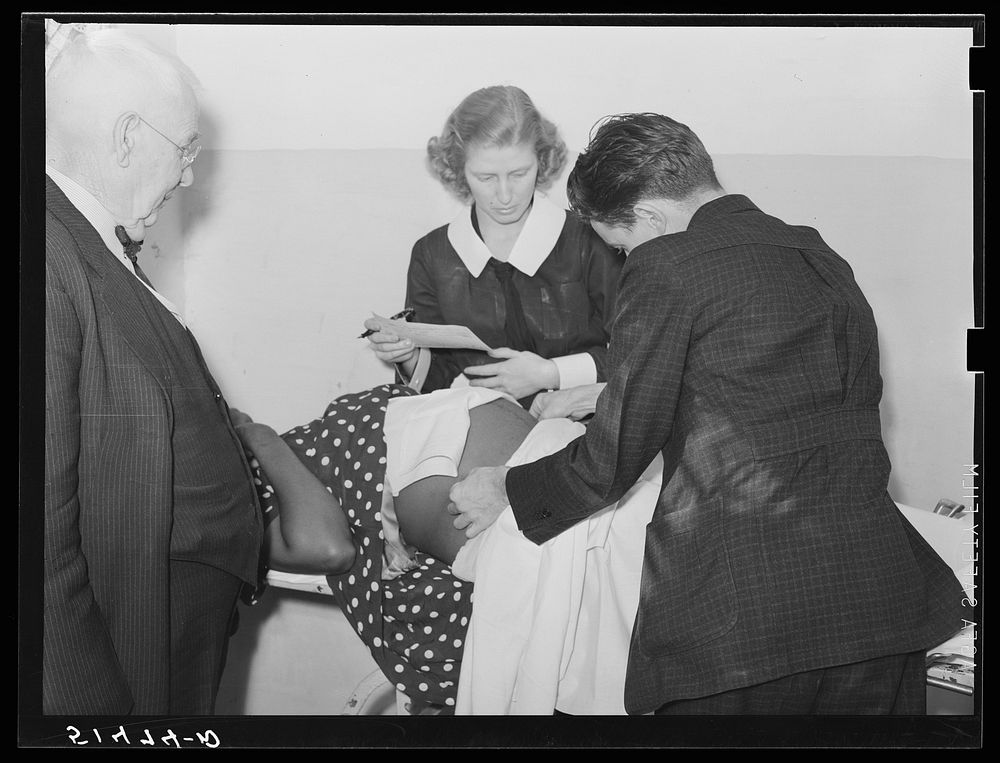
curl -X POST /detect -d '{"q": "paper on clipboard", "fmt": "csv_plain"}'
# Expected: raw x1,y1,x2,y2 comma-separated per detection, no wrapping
370,313,492,352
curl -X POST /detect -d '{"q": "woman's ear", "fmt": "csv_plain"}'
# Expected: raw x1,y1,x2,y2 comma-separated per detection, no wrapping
114,111,142,168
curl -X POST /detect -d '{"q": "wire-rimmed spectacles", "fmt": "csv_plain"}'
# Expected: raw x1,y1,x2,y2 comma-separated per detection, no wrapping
138,115,201,168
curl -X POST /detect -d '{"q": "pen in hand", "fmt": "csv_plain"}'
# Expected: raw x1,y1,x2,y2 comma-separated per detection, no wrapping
359,307,416,339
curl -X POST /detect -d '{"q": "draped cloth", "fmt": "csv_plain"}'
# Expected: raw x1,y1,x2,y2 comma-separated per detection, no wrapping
454,420,659,715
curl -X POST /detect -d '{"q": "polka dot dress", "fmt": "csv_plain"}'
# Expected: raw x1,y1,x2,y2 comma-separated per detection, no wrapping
248,384,473,708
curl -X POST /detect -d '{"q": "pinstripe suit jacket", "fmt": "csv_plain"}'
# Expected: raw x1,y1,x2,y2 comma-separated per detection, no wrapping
43,178,262,714
507,195,967,714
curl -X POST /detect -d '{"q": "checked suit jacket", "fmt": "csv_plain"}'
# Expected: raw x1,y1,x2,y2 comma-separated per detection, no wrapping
43,177,262,714
507,194,967,714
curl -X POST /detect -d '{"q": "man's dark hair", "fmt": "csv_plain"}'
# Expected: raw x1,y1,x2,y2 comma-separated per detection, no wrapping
567,113,720,227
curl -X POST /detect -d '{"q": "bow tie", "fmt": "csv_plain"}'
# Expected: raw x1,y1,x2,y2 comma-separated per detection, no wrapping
114,225,143,263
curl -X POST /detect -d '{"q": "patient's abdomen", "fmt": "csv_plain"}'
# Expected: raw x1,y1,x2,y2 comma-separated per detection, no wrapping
395,399,535,564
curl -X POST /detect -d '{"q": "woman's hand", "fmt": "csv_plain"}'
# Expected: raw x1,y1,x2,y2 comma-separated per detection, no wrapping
463,348,559,401
529,382,607,421
229,408,277,450
363,317,418,369
229,407,254,428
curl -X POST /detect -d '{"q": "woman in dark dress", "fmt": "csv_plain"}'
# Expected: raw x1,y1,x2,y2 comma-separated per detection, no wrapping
365,86,624,408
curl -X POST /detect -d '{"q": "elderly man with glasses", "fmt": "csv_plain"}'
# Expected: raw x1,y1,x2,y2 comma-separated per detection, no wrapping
43,27,262,715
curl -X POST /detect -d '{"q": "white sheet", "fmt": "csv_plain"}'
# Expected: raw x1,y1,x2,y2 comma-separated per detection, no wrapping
453,419,659,715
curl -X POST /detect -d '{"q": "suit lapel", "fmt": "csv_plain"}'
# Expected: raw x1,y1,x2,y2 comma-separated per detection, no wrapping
47,178,174,389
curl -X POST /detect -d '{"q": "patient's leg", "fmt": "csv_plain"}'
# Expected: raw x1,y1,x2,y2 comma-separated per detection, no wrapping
394,398,536,565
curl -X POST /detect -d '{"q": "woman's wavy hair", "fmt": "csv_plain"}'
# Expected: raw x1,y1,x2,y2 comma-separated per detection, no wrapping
426,86,567,202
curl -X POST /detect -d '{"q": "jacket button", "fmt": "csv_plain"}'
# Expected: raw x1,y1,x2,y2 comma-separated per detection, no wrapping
541,509,552,519
214,392,222,401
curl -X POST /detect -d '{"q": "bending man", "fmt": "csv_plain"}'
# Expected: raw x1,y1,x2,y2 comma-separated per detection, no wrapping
450,112,966,715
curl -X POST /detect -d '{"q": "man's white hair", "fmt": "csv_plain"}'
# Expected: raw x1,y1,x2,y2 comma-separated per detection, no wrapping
46,27,201,168
48,26,201,103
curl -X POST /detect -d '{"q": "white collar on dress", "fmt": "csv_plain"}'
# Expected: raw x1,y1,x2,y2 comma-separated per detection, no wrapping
446,192,567,278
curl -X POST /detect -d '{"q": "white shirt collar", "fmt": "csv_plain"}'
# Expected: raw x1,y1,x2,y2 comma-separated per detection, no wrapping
47,164,130,260
446,193,567,278
46,164,186,326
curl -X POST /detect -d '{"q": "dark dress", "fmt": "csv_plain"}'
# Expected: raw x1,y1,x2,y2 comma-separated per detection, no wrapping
406,207,624,396
247,384,473,708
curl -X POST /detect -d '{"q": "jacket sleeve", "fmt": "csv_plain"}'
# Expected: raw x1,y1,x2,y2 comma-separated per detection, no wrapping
43,261,134,715
580,231,626,382
507,251,691,544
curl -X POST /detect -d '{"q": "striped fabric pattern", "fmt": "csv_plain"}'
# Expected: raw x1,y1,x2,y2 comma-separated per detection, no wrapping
43,178,261,714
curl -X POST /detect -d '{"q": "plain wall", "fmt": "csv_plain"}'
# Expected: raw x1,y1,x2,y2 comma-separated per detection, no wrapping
99,22,975,713
169,25,971,159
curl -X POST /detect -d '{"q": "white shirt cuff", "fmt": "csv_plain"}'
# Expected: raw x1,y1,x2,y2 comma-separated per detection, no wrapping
551,352,597,390
398,347,432,392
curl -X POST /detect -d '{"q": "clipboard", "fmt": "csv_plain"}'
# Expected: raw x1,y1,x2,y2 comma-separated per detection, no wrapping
369,313,492,352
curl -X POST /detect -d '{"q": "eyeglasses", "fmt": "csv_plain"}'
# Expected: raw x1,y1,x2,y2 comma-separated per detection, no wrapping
138,115,202,168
